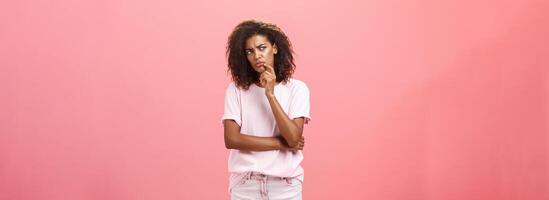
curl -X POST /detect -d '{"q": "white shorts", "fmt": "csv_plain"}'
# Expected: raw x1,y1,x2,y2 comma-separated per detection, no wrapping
230,172,302,200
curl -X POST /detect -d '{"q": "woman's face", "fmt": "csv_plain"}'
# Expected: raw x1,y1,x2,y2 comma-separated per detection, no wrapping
244,34,277,73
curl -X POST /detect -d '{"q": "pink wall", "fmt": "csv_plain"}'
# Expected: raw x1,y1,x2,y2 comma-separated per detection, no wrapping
1,0,547,199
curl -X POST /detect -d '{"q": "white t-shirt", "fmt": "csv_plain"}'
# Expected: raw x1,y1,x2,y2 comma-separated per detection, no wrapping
221,78,311,191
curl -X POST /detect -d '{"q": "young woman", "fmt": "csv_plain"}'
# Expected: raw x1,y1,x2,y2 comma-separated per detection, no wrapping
221,19,311,200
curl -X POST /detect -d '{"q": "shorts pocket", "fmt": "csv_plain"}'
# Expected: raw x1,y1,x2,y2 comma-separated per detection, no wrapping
284,177,302,186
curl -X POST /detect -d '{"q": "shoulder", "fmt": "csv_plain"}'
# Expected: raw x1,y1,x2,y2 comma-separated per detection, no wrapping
227,81,236,89
225,81,241,94
286,78,309,90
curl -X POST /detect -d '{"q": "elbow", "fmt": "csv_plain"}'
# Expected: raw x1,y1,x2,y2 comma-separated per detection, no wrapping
224,139,233,149
224,136,237,149
224,129,243,150
284,132,302,148
286,138,300,148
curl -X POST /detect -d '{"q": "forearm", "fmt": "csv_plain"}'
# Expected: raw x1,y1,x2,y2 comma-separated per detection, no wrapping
226,133,285,151
266,94,302,147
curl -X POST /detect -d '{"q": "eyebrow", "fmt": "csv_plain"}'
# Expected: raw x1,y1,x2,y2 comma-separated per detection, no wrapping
245,43,266,51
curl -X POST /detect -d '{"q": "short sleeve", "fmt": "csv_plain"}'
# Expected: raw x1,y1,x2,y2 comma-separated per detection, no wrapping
221,82,242,127
288,81,311,126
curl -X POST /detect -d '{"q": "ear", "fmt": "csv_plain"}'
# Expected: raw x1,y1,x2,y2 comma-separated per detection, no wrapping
273,44,278,54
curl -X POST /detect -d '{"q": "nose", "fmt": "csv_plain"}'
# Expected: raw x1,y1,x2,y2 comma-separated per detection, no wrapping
254,50,262,60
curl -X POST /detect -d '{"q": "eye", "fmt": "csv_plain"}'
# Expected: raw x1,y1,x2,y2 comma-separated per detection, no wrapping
245,50,252,55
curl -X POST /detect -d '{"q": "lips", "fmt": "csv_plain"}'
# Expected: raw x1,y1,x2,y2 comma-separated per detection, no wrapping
255,62,265,67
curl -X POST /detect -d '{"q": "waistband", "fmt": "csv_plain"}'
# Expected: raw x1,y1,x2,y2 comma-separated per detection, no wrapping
243,171,293,199
246,171,291,180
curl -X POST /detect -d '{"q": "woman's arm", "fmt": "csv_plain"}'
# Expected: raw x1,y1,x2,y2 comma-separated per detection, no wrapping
259,64,305,148
266,94,305,148
223,119,303,151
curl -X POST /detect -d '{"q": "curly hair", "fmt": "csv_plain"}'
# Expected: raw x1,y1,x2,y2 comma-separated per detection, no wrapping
226,19,296,90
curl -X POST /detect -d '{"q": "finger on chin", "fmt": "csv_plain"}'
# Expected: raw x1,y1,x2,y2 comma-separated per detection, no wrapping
265,64,273,72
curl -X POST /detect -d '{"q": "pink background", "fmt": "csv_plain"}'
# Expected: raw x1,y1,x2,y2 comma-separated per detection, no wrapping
1,0,548,199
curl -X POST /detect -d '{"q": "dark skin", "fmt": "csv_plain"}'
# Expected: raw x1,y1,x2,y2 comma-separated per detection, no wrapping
224,34,305,151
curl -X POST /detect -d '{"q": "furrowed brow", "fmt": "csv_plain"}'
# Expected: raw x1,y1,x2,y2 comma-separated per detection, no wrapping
246,43,266,50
